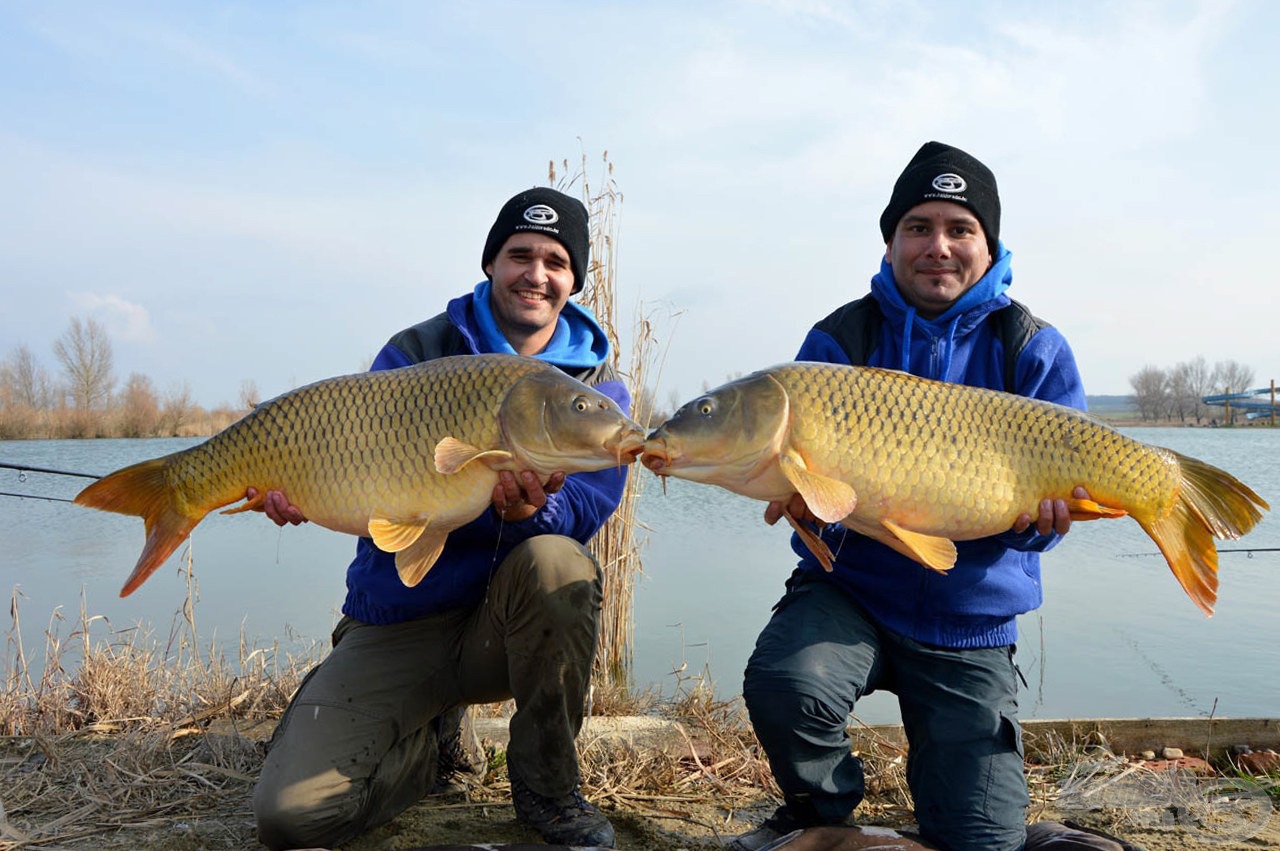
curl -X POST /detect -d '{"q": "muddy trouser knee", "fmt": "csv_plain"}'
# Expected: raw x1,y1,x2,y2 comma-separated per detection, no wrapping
893,636,1029,851
742,578,880,825
253,534,602,848
252,613,456,850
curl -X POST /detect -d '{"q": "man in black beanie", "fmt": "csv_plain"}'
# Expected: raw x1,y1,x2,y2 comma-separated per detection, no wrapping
249,186,624,849
731,144,1137,851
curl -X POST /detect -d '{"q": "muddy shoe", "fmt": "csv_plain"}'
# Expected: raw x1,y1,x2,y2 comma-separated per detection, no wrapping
728,806,808,851
1026,820,1148,851
509,769,615,847
431,705,486,794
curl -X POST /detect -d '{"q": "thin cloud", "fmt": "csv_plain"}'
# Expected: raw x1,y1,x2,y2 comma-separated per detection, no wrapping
67,292,155,344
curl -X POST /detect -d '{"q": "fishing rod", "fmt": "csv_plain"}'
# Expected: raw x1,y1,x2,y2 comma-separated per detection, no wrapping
0,461,100,503
0,461,101,480
0,490,78,503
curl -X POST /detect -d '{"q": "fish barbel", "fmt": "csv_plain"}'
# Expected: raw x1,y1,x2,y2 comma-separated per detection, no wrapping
641,363,1269,616
76,354,647,597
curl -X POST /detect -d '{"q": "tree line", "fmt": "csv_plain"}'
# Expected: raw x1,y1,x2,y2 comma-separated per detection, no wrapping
1127,357,1265,425
0,316,256,440
3,316,1269,440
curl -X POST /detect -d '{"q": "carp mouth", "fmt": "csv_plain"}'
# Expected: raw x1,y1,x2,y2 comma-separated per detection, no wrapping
639,438,673,475
610,427,648,466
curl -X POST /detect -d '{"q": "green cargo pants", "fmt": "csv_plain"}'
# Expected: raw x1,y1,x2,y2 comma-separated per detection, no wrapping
252,535,604,850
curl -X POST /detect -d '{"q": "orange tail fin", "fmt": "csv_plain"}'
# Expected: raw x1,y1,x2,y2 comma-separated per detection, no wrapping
1135,453,1269,618
73,458,204,597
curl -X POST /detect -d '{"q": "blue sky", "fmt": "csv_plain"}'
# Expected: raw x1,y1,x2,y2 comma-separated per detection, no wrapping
3,0,1277,406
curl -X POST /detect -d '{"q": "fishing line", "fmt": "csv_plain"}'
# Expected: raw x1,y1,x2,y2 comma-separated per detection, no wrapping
1120,548,1280,558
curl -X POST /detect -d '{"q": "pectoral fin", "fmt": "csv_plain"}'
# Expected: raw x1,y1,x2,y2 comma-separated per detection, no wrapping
435,436,515,475
778,450,858,523
783,508,835,572
368,515,428,552
221,488,267,516
1066,497,1127,521
395,531,449,587
879,518,957,573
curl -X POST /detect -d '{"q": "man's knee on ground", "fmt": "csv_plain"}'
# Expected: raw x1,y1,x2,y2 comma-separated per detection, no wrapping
253,772,362,851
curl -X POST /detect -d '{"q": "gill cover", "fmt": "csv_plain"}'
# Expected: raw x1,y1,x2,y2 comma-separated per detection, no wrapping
658,372,791,481
497,370,629,471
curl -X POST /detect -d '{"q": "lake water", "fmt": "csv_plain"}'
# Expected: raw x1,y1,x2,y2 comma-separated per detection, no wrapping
3,428,1278,725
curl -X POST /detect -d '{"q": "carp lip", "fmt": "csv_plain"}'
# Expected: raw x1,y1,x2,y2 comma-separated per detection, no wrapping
610,429,648,465
638,440,672,474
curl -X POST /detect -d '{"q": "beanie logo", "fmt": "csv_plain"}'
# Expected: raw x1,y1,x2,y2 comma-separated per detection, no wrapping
932,173,967,193
523,204,560,225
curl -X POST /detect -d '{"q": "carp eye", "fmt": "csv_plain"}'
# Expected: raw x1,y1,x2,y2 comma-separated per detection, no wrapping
697,398,715,416
573,395,590,412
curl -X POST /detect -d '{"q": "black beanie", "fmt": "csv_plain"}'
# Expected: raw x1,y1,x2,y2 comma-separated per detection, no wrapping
481,187,590,294
879,141,1000,254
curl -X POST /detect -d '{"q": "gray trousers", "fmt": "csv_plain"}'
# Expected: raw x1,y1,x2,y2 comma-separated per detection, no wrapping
743,576,1030,851
253,535,604,850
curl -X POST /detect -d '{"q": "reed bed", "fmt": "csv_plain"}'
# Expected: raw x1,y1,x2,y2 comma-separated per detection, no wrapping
1,557,321,849
6,579,1274,849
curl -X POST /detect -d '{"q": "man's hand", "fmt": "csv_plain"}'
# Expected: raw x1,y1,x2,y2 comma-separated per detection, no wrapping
1012,486,1090,536
245,487,309,527
492,470,566,523
764,493,821,527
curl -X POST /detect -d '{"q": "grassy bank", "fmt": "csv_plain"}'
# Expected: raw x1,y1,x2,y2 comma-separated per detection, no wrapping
4,581,1279,850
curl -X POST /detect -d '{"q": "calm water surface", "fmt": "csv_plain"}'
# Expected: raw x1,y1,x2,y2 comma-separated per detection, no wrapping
3,429,1278,725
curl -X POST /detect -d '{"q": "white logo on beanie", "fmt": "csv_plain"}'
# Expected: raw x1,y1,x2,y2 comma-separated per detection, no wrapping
523,204,560,225
932,173,967,193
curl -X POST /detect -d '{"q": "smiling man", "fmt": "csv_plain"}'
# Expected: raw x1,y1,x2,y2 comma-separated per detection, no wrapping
731,144,1139,851
250,187,626,850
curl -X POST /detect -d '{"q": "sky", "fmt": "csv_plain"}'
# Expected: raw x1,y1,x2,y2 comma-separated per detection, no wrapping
2,0,1278,409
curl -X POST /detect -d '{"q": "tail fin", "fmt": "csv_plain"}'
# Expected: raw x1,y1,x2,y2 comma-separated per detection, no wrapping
1136,453,1269,618
74,459,203,597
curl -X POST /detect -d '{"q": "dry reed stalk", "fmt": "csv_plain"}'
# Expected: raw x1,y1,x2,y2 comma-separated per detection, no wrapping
552,150,663,690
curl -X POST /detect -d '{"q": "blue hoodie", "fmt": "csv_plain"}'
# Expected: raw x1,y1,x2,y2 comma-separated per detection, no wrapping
793,245,1087,648
342,282,631,624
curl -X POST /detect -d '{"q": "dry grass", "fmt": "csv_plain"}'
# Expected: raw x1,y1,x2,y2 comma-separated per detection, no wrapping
8,577,1274,849
1,555,321,849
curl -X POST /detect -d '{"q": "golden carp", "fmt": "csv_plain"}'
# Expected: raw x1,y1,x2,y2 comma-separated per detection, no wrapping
76,354,646,597
641,363,1269,616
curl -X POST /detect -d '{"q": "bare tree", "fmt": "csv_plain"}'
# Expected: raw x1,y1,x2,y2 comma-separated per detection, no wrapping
160,382,195,436
1167,362,1194,423
53,316,115,411
118,372,161,437
239,378,261,411
1,344,54,409
1212,360,1257,425
1180,356,1215,425
1129,365,1169,422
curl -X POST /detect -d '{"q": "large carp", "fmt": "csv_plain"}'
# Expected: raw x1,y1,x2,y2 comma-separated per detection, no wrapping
77,354,646,597
641,363,1269,616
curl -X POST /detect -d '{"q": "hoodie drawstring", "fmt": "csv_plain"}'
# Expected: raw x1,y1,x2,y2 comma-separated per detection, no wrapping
940,316,961,381
900,307,916,374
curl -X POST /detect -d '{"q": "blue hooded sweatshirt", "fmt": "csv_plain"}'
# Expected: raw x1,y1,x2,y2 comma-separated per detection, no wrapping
341,282,631,624
792,245,1087,648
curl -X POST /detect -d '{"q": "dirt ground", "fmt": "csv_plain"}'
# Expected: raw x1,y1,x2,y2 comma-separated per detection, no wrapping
43,786,1279,851
3,721,1277,850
